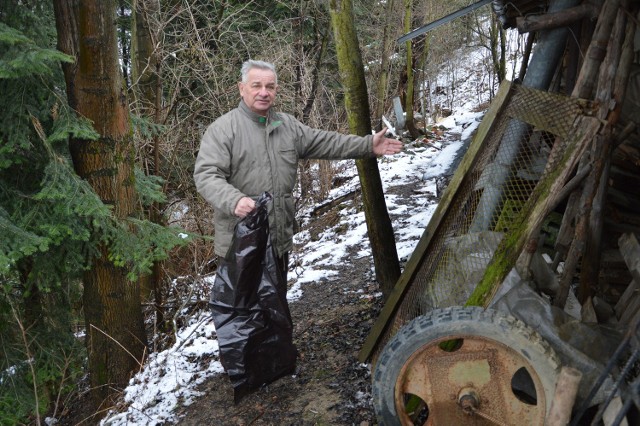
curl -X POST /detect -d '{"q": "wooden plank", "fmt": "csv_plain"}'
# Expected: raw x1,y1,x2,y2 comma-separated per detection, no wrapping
358,80,514,363
614,280,638,319
619,294,640,326
615,233,640,323
618,233,640,283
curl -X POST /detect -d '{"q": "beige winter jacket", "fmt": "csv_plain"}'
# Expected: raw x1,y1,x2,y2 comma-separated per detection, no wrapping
194,101,375,257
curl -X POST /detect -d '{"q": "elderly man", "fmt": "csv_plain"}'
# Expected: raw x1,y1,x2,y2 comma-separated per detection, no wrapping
194,59,402,272
194,59,402,400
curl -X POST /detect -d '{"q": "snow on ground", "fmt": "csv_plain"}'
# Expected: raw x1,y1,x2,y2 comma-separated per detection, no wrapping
94,35,511,426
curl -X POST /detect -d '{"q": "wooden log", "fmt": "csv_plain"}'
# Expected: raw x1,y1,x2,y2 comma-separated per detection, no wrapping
614,279,638,319
613,142,640,170
553,189,580,268
582,297,599,323
579,6,624,290
552,0,622,271
310,188,360,217
557,4,634,305
521,164,590,274
608,5,638,125
578,151,610,296
516,1,601,34
518,31,535,82
594,5,628,119
572,0,621,100
556,128,613,307
618,233,640,283
546,366,583,426
619,293,640,325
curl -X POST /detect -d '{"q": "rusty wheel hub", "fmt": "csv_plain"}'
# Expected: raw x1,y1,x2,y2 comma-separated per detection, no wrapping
394,334,547,425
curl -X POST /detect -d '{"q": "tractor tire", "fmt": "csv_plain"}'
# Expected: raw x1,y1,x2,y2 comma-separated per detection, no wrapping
372,306,561,425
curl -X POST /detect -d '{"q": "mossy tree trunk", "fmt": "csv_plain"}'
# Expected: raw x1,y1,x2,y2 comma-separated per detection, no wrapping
372,0,396,130
53,0,148,409
403,0,421,139
329,0,401,299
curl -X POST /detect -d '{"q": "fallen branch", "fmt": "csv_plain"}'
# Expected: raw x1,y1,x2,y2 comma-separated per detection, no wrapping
310,189,361,217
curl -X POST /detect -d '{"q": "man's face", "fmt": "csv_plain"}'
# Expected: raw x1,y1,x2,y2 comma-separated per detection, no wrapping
238,68,277,116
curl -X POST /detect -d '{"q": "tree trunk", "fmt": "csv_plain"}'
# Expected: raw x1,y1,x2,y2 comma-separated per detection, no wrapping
328,0,401,299
372,0,396,130
132,0,160,118
403,0,421,139
132,0,168,329
53,0,148,409
117,1,130,87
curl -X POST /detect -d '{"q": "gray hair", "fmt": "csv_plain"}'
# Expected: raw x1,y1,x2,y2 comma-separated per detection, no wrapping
240,60,277,84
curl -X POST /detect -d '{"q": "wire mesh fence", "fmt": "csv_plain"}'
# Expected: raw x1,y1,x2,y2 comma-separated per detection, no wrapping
369,81,589,363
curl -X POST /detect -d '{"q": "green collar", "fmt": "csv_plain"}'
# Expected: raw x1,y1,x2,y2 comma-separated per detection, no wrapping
238,100,278,125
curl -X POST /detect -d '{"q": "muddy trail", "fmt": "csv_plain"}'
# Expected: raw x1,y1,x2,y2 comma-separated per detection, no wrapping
176,252,384,425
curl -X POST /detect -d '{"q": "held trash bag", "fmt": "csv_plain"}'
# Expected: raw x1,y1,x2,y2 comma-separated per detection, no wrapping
209,192,297,403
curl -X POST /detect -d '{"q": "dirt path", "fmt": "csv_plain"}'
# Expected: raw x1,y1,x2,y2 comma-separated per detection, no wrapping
176,252,384,425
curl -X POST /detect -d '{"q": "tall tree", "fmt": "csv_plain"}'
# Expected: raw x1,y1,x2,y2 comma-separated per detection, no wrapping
131,0,160,118
328,0,401,298
0,2,88,422
372,0,397,130
53,0,148,408
402,0,422,139
131,0,167,325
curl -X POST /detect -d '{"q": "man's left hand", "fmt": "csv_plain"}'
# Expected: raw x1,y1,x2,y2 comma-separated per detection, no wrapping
372,127,403,156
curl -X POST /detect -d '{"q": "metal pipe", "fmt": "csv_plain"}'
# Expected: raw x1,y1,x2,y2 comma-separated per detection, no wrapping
469,0,582,232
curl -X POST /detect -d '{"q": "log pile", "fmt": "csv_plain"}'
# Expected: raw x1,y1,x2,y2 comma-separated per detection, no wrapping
494,1,640,422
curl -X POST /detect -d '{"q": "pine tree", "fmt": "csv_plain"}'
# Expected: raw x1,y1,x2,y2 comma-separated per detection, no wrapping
1,1,189,421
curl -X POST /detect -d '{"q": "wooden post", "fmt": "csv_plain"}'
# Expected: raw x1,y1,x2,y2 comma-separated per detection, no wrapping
516,2,600,34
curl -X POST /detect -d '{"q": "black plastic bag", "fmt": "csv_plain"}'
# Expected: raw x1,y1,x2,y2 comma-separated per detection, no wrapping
209,192,297,402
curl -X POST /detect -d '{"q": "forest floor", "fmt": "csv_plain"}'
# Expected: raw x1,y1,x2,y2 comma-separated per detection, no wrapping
57,221,389,426
59,226,389,426
176,253,384,425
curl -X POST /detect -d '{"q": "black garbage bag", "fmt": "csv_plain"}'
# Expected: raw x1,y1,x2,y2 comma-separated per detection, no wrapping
209,192,297,403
